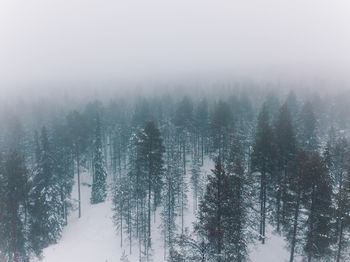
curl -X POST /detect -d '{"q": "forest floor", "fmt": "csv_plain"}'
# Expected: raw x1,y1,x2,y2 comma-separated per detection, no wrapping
36,158,292,262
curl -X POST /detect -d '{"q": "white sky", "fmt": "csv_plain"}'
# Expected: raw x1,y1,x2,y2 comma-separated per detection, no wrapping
0,0,349,94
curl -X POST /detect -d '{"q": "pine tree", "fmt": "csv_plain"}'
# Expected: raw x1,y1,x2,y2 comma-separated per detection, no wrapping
137,121,165,253
28,127,63,257
274,103,297,231
0,152,29,262
91,113,107,204
332,137,350,262
303,153,333,262
195,99,209,165
161,145,180,257
171,228,210,262
285,91,299,122
265,93,281,124
210,101,233,161
284,150,308,262
334,160,350,262
112,172,134,250
51,120,75,225
173,96,194,218
298,102,318,153
197,157,234,262
66,111,89,218
225,139,249,262
191,151,203,212
251,103,276,244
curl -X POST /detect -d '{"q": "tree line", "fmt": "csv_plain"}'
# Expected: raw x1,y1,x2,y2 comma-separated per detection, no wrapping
0,90,350,262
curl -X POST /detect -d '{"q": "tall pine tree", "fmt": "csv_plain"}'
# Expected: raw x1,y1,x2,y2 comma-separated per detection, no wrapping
91,113,107,204
28,127,63,257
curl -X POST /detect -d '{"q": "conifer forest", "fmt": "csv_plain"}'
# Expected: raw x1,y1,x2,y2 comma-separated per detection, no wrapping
1,87,350,262
1,1,350,261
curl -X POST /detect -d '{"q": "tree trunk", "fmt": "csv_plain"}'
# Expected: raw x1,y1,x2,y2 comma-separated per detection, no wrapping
259,172,264,242
182,137,186,235
148,175,151,249
336,219,344,262
262,175,266,244
276,173,281,233
289,192,300,262
77,152,81,218
201,136,204,166
307,185,315,262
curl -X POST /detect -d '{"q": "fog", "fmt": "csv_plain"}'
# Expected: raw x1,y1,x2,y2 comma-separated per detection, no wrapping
0,0,349,97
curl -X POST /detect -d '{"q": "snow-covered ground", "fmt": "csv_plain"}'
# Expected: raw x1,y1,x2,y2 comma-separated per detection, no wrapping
249,227,290,262
36,158,292,262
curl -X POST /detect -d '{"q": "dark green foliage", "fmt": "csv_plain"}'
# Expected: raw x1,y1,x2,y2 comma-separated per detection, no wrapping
251,103,276,176
66,110,90,218
225,139,249,262
0,152,29,262
195,99,209,165
191,152,203,212
2,88,350,262
274,103,297,231
170,229,211,262
283,150,309,262
28,127,63,257
285,91,298,122
303,153,333,261
137,121,165,250
91,113,107,204
210,101,233,160
51,120,75,225
197,157,248,261
251,103,276,244
173,96,194,132
298,102,318,153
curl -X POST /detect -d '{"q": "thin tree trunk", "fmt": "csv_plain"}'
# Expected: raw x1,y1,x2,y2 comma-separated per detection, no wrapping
201,136,204,166
182,137,186,235
217,171,222,262
276,173,281,233
77,152,81,218
289,192,300,262
307,185,315,262
259,172,264,242
336,219,344,262
262,176,266,244
120,207,123,248
281,168,287,226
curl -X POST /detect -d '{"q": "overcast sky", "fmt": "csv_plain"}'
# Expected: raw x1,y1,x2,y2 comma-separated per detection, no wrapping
0,0,349,96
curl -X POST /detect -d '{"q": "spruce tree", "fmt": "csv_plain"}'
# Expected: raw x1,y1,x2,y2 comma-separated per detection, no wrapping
191,151,203,212
284,150,308,262
195,99,209,165
91,113,107,204
251,103,276,244
303,153,333,262
28,127,63,257
137,121,165,252
225,139,249,262
66,111,89,218
197,157,233,262
285,91,299,122
298,102,318,153
210,101,233,161
161,145,181,257
332,137,350,262
334,159,350,262
51,120,75,225
274,103,297,231
0,152,28,262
